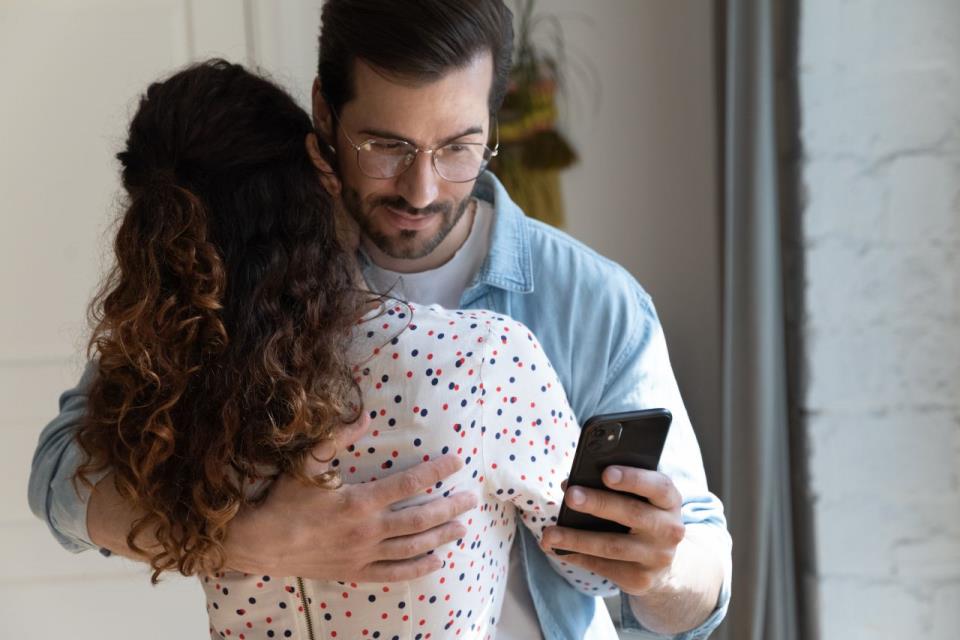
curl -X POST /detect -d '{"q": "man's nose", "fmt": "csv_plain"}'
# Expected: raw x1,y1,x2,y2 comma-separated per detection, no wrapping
395,151,440,210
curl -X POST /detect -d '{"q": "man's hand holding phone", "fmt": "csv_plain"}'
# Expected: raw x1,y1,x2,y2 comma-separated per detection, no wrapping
540,409,686,596
541,465,685,596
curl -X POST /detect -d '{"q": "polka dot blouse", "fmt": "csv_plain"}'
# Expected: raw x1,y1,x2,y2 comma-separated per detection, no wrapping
203,301,615,640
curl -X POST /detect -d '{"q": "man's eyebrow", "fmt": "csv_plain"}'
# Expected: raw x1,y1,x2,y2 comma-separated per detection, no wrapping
357,125,485,146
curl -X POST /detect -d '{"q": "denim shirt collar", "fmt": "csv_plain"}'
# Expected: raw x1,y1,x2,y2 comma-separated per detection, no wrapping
467,171,534,296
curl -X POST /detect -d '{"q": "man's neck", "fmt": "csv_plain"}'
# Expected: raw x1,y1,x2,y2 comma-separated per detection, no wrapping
363,198,477,274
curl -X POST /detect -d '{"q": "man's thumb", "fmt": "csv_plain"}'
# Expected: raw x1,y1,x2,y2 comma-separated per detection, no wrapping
305,412,372,474
333,412,373,450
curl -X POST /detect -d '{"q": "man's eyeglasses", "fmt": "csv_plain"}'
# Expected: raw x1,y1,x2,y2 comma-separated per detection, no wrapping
331,112,499,184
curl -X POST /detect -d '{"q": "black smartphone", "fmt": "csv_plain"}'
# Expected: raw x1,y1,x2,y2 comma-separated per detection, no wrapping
553,409,672,554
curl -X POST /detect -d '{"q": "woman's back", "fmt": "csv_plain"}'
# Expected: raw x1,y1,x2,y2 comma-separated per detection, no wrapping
77,60,612,640
203,302,611,639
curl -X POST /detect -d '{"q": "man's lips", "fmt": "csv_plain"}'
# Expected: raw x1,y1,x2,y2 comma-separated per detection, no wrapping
383,206,438,231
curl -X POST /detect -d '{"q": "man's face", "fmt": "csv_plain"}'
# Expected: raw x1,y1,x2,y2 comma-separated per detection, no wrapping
326,53,494,261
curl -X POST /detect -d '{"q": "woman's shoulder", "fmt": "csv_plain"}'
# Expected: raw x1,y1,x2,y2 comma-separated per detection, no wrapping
350,298,544,370
354,299,513,344
402,304,542,358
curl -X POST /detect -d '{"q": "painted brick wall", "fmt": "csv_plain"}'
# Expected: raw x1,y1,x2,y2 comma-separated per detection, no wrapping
799,1,960,638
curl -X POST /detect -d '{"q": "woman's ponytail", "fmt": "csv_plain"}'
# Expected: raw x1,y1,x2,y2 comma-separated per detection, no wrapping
77,171,230,580
75,60,362,583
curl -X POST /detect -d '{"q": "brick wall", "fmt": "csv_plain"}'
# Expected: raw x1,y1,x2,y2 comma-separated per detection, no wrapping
799,1,960,638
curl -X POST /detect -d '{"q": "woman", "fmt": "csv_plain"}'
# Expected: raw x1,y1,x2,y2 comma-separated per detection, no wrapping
75,60,611,640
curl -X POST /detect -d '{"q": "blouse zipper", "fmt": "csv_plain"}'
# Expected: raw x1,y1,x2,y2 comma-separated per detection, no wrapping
296,576,317,640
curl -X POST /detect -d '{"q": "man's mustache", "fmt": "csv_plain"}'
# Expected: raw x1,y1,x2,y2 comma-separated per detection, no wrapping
374,196,451,217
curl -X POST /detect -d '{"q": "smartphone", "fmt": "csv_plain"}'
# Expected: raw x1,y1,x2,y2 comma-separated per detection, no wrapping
553,409,672,554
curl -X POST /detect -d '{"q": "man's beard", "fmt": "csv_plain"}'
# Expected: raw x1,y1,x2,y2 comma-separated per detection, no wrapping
341,187,473,260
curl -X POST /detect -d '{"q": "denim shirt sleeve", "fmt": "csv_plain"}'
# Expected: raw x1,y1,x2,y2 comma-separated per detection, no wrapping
27,361,106,553
597,289,732,639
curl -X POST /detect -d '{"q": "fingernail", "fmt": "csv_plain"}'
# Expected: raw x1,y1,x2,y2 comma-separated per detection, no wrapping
568,488,585,506
606,467,623,485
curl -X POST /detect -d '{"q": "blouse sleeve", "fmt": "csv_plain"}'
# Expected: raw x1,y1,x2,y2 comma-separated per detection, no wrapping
477,317,619,597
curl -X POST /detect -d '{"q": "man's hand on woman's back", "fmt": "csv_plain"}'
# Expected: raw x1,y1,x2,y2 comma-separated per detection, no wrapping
220,415,478,581
87,413,479,582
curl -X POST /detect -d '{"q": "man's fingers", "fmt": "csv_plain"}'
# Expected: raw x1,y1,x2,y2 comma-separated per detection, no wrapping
385,491,478,537
360,555,444,583
602,467,682,511
362,454,465,506
564,485,656,530
332,412,373,450
545,553,660,596
303,414,372,476
541,527,672,565
378,521,467,561
564,486,684,544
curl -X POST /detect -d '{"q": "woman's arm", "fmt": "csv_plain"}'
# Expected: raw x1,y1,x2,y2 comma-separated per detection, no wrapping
477,317,620,597
29,368,477,581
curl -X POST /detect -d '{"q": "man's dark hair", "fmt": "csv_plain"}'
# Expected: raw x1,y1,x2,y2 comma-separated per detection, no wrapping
318,0,514,115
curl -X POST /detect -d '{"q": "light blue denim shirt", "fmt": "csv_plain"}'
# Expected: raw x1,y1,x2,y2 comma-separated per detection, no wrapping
28,172,730,639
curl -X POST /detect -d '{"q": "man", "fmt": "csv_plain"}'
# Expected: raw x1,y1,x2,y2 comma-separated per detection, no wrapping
29,1,730,638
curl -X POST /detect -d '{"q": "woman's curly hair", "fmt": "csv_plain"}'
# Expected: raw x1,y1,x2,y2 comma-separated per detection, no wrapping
74,60,364,582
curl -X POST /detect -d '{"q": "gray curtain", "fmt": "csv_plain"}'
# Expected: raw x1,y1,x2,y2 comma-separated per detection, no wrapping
714,1,812,639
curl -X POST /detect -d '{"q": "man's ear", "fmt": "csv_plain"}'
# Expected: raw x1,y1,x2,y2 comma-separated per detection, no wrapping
305,132,341,198
312,76,335,140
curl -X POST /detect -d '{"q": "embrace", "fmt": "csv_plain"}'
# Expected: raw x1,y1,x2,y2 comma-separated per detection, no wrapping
28,1,731,639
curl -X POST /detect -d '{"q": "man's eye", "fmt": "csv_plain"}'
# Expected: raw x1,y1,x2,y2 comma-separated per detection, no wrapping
445,144,470,154
368,140,407,152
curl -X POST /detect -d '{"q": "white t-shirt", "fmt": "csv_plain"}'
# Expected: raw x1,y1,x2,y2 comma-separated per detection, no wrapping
364,199,495,310
365,198,547,640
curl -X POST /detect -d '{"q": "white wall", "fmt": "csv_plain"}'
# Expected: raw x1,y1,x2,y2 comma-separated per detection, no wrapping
0,1,719,638
1,1,253,637
545,0,722,486
799,1,960,638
